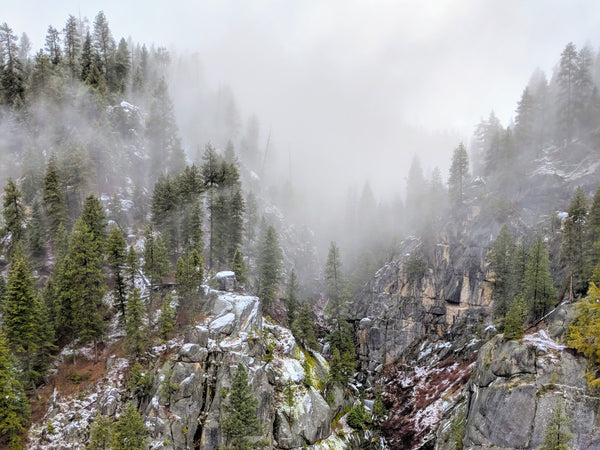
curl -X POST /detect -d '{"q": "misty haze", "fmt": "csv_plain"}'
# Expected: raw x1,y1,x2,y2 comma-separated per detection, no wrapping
1,2,600,449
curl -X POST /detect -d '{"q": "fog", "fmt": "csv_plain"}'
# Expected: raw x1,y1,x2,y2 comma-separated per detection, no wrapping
4,0,600,263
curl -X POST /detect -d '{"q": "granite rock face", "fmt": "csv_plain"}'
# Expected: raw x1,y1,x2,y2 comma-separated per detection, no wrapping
463,324,600,450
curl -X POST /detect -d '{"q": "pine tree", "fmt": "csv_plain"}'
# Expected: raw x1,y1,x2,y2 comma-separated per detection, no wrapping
324,241,347,319
3,245,50,384
230,248,247,284
142,224,169,289
87,414,113,450
228,188,245,261
586,185,600,279
258,225,282,310
489,225,516,316
540,402,573,450
221,363,261,449
2,178,26,255
327,318,356,385
125,287,146,360
27,198,45,257
125,245,139,288
448,143,470,206
80,32,93,82
111,402,148,450
557,42,579,143
286,269,299,326
43,154,67,240
146,78,185,178
114,38,130,94
0,22,25,108
524,237,556,320
44,26,61,65
562,187,588,296
158,295,175,340
56,218,105,360
63,15,80,79
92,11,115,85
151,173,179,255
567,282,600,387
107,227,127,319
503,296,524,340
291,302,318,351
0,329,30,450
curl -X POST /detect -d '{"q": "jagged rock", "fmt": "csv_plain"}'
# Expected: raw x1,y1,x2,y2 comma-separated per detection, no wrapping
464,331,600,449
216,271,236,291
209,312,236,335
179,343,209,362
184,326,209,346
274,409,295,448
290,386,331,444
466,383,537,448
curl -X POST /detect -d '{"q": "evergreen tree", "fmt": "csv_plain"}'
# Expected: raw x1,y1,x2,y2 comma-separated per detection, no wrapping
87,414,113,450
327,318,356,385
489,225,516,316
125,287,147,360
230,248,247,284
63,15,81,78
3,246,49,384
202,144,220,268
257,225,282,309
111,402,148,450
503,296,525,340
524,237,556,320
181,199,203,254
158,295,175,340
586,185,600,279
448,143,470,206
0,329,30,450
146,78,185,178
2,178,26,255
125,245,139,288
291,302,318,351
324,241,347,319
92,11,115,86
567,282,600,387
0,22,25,108
56,218,105,359
221,363,261,449
27,198,45,257
151,173,179,255
556,42,579,143
511,238,529,293
228,188,245,261
562,187,588,296
142,224,169,288
114,38,130,94
107,227,127,319
44,26,61,65
80,32,93,82
540,402,573,450
43,154,67,240
286,269,299,326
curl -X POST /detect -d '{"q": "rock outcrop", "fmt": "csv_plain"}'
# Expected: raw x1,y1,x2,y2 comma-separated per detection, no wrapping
463,321,600,449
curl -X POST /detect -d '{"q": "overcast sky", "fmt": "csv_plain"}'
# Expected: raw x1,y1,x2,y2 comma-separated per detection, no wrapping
5,1,600,195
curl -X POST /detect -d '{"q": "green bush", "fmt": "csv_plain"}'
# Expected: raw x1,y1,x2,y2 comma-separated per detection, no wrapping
347,403,370,430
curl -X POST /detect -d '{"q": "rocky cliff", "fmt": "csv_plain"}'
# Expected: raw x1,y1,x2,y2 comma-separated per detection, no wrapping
27,285,362,449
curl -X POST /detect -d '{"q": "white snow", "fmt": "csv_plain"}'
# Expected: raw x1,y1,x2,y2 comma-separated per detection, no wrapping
524,329,567,352
216,270,235,279
280,358,305,383
209,312,236,331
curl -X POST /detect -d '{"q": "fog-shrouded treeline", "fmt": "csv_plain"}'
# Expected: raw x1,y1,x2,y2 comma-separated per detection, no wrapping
2,10,600,289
